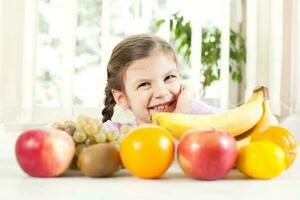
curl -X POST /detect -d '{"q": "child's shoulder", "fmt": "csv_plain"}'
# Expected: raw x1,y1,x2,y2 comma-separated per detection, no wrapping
189,99,223,115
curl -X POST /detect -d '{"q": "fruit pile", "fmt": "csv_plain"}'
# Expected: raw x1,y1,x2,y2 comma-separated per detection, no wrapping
53,115,134,176
14,86,298,180
15,115,133,177
151,86,298,179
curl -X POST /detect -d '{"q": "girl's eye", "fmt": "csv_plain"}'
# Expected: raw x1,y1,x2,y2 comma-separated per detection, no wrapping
137,82,150,89
164,75,176,81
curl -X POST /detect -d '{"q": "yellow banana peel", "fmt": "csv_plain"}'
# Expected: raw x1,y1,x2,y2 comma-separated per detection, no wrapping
236,98,279,150
152,86,268,140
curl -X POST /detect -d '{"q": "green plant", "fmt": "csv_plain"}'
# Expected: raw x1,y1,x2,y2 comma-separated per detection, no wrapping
156,13,246,96
156,13,191,64
201,27,221,96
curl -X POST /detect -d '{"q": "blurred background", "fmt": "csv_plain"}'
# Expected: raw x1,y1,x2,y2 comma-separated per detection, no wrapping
0,0,299,139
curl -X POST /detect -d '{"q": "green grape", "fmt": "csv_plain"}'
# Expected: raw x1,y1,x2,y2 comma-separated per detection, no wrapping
51,122,65,131
76,119,86,132
85,117,95,125
64,120,76,128
120,124,132,135
94,131,107,143
106,130,119,142
75,122,82,132
75,144,87,156
73,130,87,143
95,120,103,129
85,136,96,146
84,122,99,136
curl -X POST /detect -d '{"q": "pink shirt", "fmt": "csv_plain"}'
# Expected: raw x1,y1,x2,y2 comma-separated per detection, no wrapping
103,99,222,133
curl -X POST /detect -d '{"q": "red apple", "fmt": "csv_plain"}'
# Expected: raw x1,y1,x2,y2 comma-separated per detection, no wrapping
178,129,237,180
15,129,75,177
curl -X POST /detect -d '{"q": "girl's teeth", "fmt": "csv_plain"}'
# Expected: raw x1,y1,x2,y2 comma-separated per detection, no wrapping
154,104,168,110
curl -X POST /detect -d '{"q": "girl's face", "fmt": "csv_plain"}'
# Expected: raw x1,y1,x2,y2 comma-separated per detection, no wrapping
123,52,181,125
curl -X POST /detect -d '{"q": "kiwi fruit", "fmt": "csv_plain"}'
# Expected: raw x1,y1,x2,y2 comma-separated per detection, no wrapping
77,143,121,177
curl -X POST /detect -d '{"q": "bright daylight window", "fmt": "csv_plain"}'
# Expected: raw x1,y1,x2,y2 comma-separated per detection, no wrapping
0,0,235,126
15,0,233,124
35,0,168,109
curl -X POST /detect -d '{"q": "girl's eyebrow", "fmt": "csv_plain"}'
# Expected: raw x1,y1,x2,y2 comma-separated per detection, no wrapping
165,69,178,75
132,69,178,87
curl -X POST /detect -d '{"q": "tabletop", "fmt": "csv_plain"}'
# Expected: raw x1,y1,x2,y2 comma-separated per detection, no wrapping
1,129,299,200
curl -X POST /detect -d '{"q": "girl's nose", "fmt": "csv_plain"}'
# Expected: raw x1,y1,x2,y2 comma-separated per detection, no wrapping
153,84,169,99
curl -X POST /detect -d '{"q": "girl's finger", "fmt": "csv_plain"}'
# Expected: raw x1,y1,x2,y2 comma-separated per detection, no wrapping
180,84,184,92
181,83,188,91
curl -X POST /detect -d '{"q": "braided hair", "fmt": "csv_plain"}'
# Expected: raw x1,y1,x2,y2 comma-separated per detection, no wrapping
101,34,178,122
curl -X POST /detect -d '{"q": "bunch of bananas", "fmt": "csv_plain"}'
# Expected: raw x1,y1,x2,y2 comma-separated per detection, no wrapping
151,86,279,148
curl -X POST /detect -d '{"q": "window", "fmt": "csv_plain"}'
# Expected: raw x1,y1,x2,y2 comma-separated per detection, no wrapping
35,0,170,109
0,0,234,125
36,0,65,107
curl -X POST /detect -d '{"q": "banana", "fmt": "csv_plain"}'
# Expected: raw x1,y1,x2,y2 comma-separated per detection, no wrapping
152,87,266,139
235,89,279,150
151,112,172,125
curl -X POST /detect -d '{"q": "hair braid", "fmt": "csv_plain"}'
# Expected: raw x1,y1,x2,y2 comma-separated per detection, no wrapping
101,85,116,122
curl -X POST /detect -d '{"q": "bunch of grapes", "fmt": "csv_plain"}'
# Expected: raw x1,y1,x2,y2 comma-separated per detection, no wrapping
51,115,132,157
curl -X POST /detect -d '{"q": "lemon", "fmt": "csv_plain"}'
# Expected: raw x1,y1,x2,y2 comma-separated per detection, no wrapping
237,141,286,179
251,125,298,168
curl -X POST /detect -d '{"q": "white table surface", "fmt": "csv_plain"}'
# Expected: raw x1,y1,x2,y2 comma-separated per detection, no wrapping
1,130,300,200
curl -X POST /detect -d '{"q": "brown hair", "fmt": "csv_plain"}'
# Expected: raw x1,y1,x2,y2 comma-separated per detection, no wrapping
101,34,178,122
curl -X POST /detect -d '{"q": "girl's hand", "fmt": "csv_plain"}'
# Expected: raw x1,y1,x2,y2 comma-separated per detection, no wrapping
174,83,196,113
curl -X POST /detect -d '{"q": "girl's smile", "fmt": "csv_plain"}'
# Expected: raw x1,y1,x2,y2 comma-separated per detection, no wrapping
148,99,176,113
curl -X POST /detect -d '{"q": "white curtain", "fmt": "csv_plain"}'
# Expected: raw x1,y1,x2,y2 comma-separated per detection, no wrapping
246,0,299,140
281,0,300,142
245,0,293,116
0,0,25,123
0,0,80,127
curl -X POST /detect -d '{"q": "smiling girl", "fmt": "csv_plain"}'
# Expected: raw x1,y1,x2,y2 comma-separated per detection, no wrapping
102,34,220,132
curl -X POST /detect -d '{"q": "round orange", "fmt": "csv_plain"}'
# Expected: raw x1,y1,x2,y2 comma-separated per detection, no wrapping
250,125,297,168
120,125,174,179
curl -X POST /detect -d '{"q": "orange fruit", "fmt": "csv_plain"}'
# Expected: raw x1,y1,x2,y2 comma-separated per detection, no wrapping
237,141,286,179
120,125,174,179
250,125,297,168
